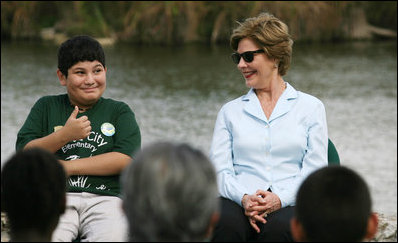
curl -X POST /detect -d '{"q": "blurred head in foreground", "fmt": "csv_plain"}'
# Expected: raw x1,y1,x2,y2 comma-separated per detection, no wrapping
1,148,67,242
291,165,378,242
121,141,220,241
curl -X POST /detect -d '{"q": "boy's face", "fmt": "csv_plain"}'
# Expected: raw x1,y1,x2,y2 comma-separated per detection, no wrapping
58,61,106,109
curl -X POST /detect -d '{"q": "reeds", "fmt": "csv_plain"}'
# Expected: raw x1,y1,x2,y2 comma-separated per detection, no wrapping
1,1,396,44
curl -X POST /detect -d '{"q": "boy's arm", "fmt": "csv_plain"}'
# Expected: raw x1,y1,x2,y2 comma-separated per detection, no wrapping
60,151,131,176
24,129,71,153
24,106,91,153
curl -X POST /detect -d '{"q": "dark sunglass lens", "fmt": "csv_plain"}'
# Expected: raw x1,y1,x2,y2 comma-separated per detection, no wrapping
242,52,254,62
231,53,240,64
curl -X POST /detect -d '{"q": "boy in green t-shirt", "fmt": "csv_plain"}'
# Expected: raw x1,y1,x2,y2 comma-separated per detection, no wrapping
16,35,141,241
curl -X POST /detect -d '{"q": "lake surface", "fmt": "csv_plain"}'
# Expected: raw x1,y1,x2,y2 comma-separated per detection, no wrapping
1,40,396,216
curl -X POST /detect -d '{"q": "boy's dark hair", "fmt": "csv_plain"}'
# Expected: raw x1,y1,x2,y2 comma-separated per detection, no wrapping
57,35,105,77
295,166,372,242
1,148,67,234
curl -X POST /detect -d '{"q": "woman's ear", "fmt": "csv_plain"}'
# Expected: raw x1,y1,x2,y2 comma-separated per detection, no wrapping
57,69,67,86
364,212,379,240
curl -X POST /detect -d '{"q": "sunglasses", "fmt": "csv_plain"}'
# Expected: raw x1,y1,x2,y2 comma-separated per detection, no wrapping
231,49,265,64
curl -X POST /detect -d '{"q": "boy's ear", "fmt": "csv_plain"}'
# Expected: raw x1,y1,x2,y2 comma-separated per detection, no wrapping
290,217,306,242
57,69,67,86
365,212,379,240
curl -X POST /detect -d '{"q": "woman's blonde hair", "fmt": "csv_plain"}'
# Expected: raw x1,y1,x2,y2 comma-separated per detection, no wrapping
230,12,293,76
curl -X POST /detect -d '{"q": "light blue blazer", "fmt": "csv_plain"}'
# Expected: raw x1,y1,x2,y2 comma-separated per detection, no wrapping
209,82,328,207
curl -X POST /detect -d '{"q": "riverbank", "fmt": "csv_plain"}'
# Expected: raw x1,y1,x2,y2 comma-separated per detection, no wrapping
1,212,396,241
2,2,396,44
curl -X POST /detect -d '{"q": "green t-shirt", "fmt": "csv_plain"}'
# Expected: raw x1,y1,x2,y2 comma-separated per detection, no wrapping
16,94,141,197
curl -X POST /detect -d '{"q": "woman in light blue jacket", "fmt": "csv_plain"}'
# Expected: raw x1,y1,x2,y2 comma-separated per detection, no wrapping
209,12,328,242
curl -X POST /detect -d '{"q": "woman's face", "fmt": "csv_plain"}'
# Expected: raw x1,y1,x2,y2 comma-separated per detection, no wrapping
58,60,107,109
236,38,277,89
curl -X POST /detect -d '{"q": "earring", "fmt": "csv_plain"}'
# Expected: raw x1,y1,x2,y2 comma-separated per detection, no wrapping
274,63,278,68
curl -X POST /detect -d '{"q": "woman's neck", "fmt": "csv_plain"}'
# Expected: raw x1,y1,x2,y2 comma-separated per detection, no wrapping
255,78,286,102
255,78,286,119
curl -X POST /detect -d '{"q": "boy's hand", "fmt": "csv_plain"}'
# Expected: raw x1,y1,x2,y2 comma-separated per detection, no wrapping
63,106,91,141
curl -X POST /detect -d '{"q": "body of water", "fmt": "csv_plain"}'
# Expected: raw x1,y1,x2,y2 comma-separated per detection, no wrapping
1,40,396,216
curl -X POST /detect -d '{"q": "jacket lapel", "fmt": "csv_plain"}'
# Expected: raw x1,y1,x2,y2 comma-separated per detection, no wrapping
269,83,297,122
242,83,298,124
242,88,268,123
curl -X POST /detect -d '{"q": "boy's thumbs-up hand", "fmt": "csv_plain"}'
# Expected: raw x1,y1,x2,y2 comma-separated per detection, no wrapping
69,105,79,119
63,106,92,141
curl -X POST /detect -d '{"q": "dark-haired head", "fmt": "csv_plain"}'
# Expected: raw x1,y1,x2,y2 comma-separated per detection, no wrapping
293,166,376,242
57,35,105,77
1,148,67,240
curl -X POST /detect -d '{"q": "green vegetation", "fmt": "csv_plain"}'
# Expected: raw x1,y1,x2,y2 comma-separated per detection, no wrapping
1,1,396,44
